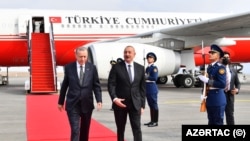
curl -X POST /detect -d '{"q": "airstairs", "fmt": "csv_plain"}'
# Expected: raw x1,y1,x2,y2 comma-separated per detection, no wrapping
25,20,58,94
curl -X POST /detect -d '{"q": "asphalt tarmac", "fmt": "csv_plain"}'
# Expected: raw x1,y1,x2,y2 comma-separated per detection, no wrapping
0,76,250,141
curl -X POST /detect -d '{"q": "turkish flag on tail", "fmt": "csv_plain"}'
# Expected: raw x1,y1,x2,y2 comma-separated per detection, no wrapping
49,16,62,23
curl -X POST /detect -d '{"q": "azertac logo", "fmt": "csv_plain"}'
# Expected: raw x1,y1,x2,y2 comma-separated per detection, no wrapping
49,16,62,23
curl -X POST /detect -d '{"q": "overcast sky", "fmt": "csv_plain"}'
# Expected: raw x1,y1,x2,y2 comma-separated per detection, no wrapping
0,0,250,74
0,0,250,14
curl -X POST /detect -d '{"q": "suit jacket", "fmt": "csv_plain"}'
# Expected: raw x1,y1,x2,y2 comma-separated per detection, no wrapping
229,65,241,93
58,61,102,113
108,61,146,111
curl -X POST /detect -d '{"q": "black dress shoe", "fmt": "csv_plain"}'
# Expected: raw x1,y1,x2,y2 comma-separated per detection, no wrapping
144,122,152,125
148,122,158,127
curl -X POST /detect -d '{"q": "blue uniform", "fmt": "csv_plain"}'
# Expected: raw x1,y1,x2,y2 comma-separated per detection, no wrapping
144,52,159,127
145,64,158,110
206,62,227,125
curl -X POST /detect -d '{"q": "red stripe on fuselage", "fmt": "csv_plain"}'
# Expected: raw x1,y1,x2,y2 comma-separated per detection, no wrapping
194,40,250,66
0,33,134,66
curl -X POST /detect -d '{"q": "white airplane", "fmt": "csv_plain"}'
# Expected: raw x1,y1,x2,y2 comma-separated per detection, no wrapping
0,9,250,93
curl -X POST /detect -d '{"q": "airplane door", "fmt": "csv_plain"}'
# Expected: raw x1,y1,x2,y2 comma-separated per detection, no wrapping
18,15,31,36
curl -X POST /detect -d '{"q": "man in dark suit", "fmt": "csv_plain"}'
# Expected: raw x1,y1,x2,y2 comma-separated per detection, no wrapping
108,45,146,141
58,47,102,141
222,51,241,125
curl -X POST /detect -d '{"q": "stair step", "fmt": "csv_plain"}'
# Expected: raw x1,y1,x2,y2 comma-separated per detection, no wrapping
30,33,56,94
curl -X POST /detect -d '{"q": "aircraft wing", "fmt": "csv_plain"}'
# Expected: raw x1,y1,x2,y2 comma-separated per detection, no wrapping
102,11,250,48
158,11,250,36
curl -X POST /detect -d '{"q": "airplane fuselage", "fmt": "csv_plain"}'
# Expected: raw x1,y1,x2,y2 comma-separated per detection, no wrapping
0,9,230,67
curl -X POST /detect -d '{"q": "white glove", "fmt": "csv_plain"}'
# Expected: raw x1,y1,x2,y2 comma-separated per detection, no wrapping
198,75,208,83
200,95,207,101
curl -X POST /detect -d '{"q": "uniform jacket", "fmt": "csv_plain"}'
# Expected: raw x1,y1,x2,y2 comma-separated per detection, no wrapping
108,61,146,111
58,61,102,113
206,62,227,106
145,64,158,94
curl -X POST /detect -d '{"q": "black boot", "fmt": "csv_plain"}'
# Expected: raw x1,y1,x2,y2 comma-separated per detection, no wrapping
148,110,158,127
144,109,153,125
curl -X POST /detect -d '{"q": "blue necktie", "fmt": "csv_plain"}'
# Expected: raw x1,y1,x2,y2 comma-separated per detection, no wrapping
128,65,132,83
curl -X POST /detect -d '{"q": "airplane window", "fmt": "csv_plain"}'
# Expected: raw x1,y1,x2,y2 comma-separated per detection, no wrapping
121,25,124,28
84,25,87,28
61,24,64,28
110,25,113,28
116,25,119,28
141,25,144,28
100,25,103,28
126,25,129,28
136,25,139,28
89,25,92,28
78,25,81,28
131,25,134,28
67,24,70,28
72,25,76,28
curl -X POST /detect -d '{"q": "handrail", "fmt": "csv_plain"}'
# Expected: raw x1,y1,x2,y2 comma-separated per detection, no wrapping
26,20,32,91
49,21,57,91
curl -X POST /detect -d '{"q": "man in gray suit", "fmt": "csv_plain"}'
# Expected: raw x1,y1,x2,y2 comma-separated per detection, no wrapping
108,45,146,141
222,51,241,125
58,47,102,141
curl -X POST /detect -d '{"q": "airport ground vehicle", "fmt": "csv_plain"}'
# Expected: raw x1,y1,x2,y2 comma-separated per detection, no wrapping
0,74,8,85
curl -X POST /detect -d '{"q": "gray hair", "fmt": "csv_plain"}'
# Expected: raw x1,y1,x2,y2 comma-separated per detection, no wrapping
75,47,87,54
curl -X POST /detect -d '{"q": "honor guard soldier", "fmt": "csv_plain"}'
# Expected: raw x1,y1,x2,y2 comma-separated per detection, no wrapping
110,60,117,66
144,52,159,127
198,44,227,125
116,58,123,63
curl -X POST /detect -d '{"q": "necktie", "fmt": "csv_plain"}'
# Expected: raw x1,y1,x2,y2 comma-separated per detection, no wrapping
128,65,133,83
79,66,84,85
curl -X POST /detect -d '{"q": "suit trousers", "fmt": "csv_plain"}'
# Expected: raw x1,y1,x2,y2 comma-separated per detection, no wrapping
114,107,142,141
67,101,93,141
225,91,235,125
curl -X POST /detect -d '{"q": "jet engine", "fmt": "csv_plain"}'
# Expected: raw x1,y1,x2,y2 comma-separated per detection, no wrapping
86,42,181,82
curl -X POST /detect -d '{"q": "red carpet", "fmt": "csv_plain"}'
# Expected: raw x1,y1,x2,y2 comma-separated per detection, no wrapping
26,95,117,141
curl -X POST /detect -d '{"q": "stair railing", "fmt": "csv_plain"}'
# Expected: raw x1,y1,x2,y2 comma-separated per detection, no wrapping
26,20,33,91
49,22,57,91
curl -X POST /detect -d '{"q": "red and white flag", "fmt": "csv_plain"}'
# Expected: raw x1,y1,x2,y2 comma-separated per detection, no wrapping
49,16,62,23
